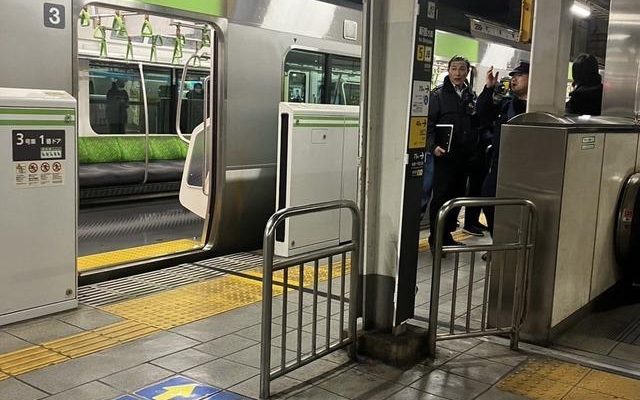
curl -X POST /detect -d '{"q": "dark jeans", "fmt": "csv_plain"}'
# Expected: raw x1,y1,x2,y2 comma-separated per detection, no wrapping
464,154,487,228
421,153,435,216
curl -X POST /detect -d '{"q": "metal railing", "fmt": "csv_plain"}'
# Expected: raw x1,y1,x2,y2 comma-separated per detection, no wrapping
260,200,361,399
427,198,537,357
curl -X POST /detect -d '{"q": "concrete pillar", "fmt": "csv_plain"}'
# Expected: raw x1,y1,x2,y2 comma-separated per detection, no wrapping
527,0,574,115
361,0,418,331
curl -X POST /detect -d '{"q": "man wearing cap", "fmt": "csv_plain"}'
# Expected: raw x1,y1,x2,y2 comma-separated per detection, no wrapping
476,61,529,233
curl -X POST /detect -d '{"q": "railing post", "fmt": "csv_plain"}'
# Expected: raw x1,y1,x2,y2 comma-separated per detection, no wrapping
348,204,361,360
426,197,538,358
260,218,276,400
259,200,362,399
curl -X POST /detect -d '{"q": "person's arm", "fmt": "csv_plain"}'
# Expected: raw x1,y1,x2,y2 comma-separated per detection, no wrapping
427,90,446,156
476,67,500,125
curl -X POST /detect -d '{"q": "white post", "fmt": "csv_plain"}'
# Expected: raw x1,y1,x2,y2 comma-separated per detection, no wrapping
361,0,418,330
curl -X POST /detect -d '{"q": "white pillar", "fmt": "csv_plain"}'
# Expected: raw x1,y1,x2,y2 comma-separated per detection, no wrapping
527,0,574,115
361,0,418,330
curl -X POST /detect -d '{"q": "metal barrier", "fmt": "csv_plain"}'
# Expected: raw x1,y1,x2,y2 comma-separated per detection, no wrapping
427,198,537,357
260,200,361,399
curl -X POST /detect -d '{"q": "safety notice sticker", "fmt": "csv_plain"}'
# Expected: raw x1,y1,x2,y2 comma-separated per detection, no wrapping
15,160,64,188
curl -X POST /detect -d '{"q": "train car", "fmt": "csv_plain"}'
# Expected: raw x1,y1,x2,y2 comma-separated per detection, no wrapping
0,0,363,277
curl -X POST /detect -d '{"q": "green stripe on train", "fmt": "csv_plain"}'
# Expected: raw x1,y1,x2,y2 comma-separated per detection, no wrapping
0,120,74,126
295,115,359,121
293,123,360,128
140,0,225,16
0,108,75,116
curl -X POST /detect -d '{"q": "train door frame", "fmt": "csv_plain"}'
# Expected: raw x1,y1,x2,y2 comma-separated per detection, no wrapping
72,0,228,271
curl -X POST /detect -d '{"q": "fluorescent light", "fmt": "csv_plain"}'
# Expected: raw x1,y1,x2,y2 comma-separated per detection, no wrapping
571,2,591,18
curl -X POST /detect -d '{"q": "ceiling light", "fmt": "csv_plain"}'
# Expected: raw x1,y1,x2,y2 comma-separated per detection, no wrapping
571,1,591,18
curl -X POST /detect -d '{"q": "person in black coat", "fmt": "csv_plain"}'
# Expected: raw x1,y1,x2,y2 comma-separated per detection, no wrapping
427,56,483,247
566,53,603,116
475,62,529,234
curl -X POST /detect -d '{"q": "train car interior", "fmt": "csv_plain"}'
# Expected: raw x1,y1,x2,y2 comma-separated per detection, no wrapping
75,5,215,273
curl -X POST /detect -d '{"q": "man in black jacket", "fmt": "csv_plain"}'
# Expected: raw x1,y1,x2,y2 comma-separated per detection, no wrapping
427,56,482,247
476,61,529,233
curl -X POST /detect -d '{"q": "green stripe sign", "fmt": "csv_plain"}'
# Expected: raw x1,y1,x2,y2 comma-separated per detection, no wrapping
140,0,225,17
0,108,76,126
0,108,75,116
293,115,360,128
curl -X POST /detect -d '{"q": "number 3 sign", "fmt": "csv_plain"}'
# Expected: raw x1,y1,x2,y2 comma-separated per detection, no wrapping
44,3,66,29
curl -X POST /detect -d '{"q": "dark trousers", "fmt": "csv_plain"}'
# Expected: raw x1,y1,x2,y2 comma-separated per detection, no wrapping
481,166,498,234
429,156,469,244
463,155,486,227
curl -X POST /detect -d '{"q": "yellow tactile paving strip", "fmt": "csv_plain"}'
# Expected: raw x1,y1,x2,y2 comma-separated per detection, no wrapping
77,239,201,272
498,358,640,400
0,321,159,377
0,259,347,379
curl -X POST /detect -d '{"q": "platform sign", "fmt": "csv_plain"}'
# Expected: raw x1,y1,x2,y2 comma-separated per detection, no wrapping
396,0,438,325
134,376,220,400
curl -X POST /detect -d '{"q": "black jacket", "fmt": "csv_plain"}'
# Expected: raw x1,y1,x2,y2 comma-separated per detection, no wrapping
476,86,527,168
566,83,603,116
427,76,479,157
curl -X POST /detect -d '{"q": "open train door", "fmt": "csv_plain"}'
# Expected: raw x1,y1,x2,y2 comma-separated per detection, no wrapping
177,40,216,220
179,117,211,219
615,173,640,284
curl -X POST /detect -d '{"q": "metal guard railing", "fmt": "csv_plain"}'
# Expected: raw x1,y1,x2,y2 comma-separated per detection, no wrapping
427,197,538,356
260,200,362,399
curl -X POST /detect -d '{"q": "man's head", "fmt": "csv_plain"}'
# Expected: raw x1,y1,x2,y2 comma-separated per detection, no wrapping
448,55,471,87
194,82,203,93
509,62,529,99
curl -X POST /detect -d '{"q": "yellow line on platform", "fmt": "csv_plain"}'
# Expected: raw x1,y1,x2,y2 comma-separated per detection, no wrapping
498,358,640,400
77,239,201,273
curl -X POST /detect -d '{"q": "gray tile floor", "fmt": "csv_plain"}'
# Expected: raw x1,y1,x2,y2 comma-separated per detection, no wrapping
1,236,533,400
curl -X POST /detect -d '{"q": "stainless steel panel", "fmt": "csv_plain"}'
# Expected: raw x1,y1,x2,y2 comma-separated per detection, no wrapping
227,0,362,44
552,133,604,326
493,125,568,343
602,0,640,119
590,133,639,299
224,23,360,168
0,0,73,92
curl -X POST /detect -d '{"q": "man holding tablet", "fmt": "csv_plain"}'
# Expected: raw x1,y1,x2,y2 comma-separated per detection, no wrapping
427,55,483,249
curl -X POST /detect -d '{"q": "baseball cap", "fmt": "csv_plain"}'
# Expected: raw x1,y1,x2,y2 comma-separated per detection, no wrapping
509,61,530,76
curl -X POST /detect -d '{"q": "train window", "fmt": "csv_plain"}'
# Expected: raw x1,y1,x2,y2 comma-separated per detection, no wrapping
284,50,326,104
89,63,146,134
88,62,208,135
330,56,361,105
284,50,360,105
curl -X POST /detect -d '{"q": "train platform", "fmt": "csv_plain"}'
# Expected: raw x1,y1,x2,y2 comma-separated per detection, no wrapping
2,239,640,400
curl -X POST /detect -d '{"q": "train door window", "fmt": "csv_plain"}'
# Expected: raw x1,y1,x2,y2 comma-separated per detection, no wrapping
330,55,361,105
179,70,209,134
140,68,173,134
88,63,144,134
284,50,326,103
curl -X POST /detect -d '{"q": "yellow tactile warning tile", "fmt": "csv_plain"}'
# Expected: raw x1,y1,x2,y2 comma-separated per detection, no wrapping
563,387,622,400
0,260,343,378
498,358,640,400
0,371,9,381
96,320,159,343
0,346,68,376
418,231,471,252
41,321,158,358
579,370,640,400
103,274,283,329
42,331,120,359
77,239,201,272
